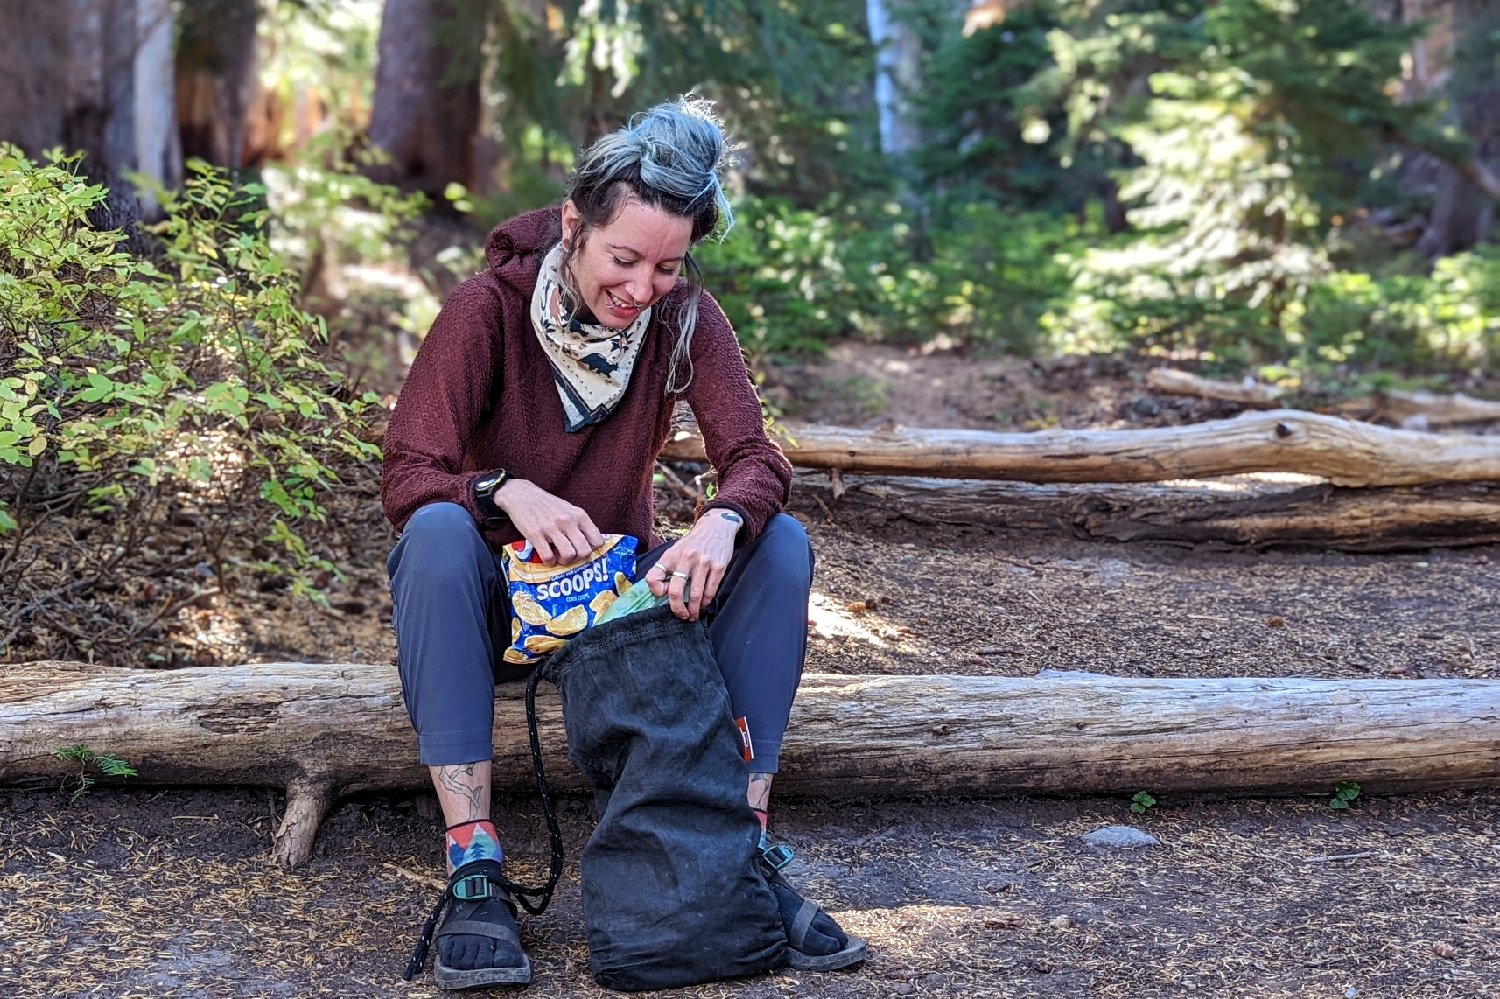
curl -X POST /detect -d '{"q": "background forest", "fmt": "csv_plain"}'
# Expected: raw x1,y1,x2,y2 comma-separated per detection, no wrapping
0,0,1497,665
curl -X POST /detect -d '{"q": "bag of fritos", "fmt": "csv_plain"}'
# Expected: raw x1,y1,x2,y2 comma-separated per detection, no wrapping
500,534,639,665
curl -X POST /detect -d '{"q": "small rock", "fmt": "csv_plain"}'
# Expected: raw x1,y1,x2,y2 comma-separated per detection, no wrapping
1432,941,1457,959
1082,825,1160,849
1345,988,1359,999
1049,914,1073,930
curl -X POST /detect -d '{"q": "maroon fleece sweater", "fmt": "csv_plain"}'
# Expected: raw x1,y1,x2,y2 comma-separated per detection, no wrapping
381,207,793,550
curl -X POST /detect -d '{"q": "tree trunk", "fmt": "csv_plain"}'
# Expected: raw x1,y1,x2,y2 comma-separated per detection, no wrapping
1417,164,1487,256
662,412,1500,487
175,0,259,170
1413,0,1500,249
0,0,180,231
367,0,486,200
5,661,1497,866
796,474,1500,551
868,0,923,158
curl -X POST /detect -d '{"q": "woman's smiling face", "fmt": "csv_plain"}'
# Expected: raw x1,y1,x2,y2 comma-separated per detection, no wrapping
561,197,693,328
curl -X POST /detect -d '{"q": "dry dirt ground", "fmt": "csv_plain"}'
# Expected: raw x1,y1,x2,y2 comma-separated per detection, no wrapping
3,342,1499,997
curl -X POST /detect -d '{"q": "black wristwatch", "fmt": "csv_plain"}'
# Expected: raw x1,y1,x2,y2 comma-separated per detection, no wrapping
473,468,512,522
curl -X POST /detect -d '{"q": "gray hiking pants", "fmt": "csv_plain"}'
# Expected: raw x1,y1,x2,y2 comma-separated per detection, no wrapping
386,503,814,772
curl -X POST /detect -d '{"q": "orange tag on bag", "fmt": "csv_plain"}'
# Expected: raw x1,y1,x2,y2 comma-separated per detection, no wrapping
735,716,755,763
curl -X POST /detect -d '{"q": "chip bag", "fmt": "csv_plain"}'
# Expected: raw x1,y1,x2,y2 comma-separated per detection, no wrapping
500,534,640,665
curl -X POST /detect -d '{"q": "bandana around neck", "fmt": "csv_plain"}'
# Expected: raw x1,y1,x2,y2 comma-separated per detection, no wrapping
530,243,653,432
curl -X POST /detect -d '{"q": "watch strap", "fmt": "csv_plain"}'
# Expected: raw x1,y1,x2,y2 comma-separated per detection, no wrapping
473,469,510,522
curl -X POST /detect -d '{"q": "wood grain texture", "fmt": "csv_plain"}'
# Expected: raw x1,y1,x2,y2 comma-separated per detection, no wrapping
5,662,1497,862
800,475,1500,550
662,411,1500,486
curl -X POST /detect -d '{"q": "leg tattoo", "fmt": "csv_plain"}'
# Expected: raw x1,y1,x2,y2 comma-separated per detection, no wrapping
747,771,774,835
437,764,486,822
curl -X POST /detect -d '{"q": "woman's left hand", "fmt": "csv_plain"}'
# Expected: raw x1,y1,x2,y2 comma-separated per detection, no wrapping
647,508,744,620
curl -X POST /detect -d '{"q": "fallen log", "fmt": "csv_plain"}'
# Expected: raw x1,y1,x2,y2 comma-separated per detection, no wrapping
661,410,1500,486
1146,368,1500,427
1145,368,1284,408
1358,389,1500,429
796,474,1500,551
4,662,1499,866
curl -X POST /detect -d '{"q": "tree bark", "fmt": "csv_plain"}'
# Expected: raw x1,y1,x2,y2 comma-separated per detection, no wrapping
5,661,1498,865
1406,0,1500,243
367,0,486,200
1416,163,1488,256
796,474,1500,551
868,0,924,159
175,0,259,170
0,0,180,230
662,412,1500,487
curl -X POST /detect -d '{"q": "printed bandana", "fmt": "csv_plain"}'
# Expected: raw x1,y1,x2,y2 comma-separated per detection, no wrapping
530,243,653,432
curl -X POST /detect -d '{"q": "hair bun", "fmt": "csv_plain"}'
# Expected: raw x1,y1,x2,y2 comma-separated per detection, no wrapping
626,97,734,239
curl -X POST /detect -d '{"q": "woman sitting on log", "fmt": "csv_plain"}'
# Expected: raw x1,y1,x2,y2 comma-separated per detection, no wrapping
380,96,867,990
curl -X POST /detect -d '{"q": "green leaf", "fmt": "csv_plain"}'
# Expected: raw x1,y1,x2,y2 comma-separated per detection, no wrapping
79,371,116,403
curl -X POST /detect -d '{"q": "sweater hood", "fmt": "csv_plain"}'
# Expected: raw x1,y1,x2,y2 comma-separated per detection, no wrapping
484,206,562,292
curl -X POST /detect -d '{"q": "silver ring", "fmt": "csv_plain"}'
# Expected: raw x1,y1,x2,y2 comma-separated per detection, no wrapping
671,570,690,579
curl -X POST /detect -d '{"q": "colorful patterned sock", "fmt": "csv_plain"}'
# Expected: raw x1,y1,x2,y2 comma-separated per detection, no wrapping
446,820,502,873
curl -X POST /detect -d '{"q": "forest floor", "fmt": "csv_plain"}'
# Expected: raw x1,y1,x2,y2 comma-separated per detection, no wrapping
3,341,1499,998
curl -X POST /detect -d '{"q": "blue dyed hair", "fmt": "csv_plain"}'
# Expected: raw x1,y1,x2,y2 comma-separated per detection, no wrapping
559,96,734,393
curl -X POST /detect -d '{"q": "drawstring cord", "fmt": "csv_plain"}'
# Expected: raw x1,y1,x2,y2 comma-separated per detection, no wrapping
404,668,564,980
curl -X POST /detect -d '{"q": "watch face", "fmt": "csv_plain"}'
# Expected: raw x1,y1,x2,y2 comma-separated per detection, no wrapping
476,471,506,494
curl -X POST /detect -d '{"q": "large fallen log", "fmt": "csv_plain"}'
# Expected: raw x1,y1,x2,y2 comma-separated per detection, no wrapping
661,410,1500,486
796,474,1500,551
4,661,1498,866
1146,367,1500,427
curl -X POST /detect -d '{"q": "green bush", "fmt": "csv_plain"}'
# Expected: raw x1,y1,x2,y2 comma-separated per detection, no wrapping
1301,251,1499,371
694,197,849,360
1037,235,1499,375
696,195,1078,360
0,147,380,664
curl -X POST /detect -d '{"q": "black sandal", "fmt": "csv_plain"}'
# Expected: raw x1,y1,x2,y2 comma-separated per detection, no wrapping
405,860,532,989
757,843,869,971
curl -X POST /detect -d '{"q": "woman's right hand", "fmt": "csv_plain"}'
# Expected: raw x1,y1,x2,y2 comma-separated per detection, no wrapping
494,479,605,565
